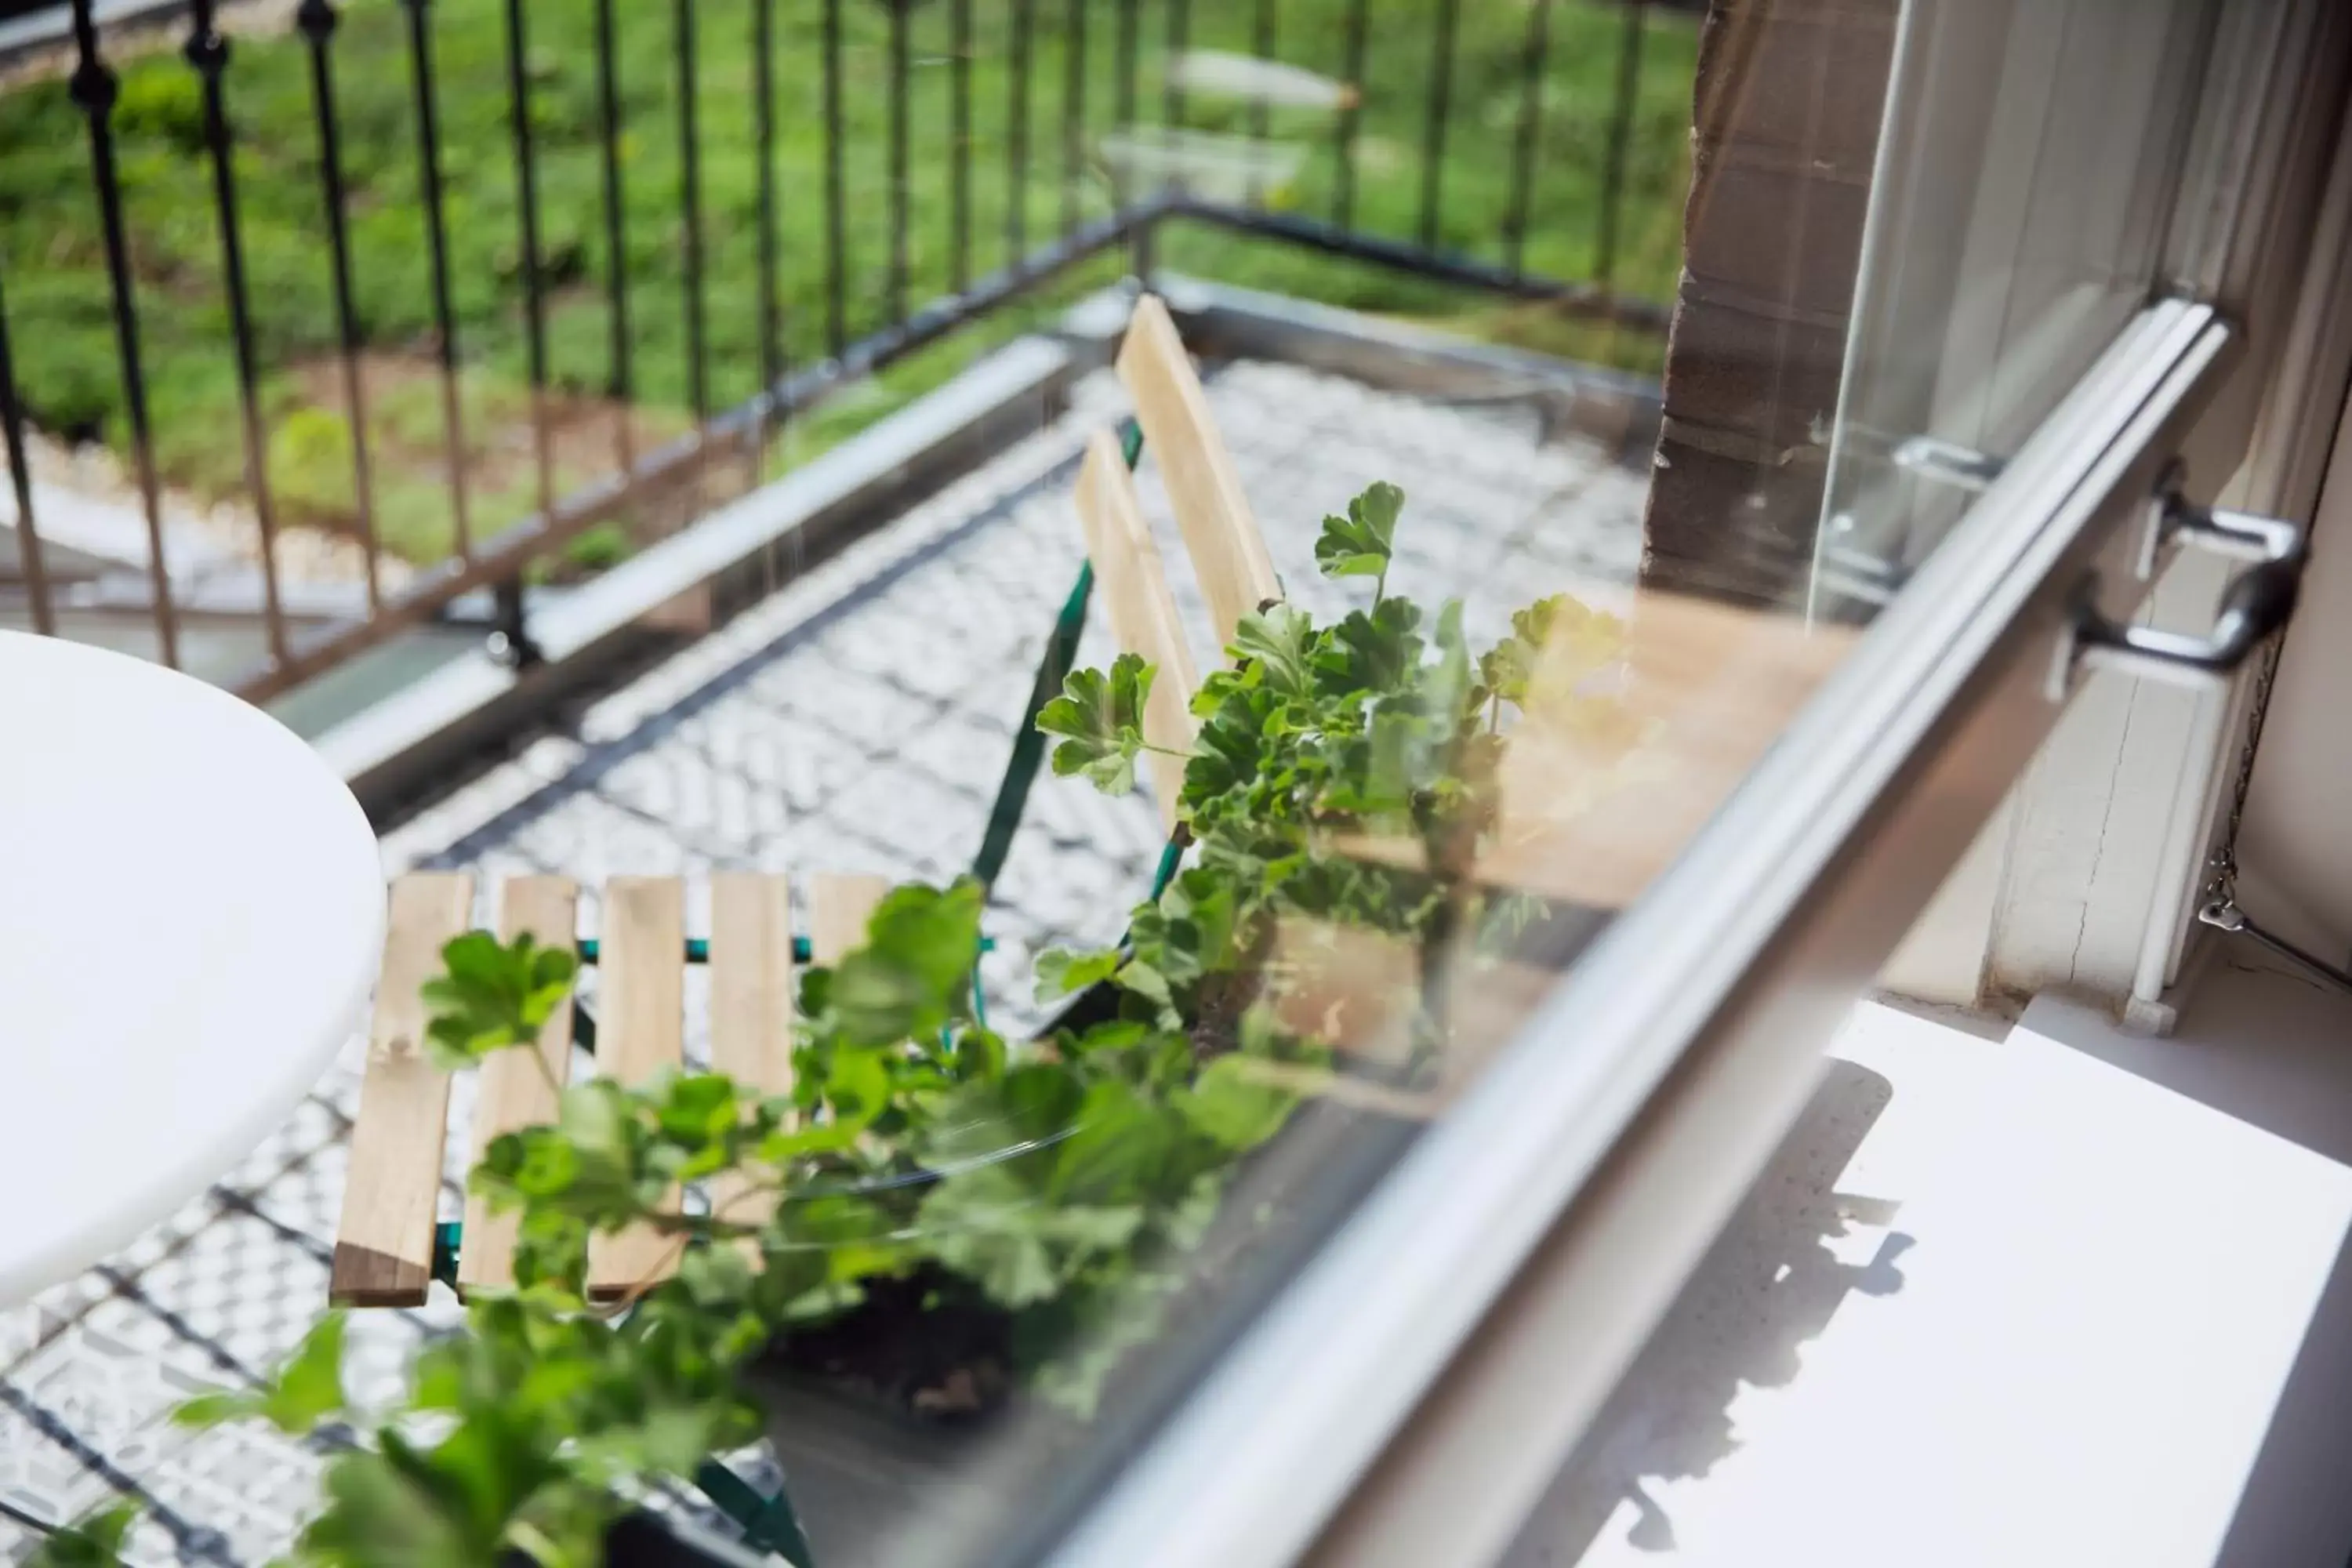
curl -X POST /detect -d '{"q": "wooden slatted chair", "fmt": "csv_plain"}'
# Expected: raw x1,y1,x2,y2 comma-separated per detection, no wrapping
332,872,887,1308
333,292,1385,1306
967,292,1280,884
333,873,886,1564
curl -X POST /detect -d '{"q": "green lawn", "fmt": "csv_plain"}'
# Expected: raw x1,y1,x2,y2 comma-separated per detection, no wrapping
0,0,1696,568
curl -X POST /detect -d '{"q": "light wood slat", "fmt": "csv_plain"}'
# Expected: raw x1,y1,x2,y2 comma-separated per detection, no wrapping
330,873,475,1308
1116,293,1283,652
1337,584,1858,909
456,876,579,1295
709,872,794,1243
586,877,688,1298
710,873,797,1091
1076,430,1201,830
1479,585,1856,906
811,873,891,964
1262,915,1553,1104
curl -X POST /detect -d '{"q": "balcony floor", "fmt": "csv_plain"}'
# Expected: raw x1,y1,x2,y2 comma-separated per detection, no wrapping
0,350,1648,1564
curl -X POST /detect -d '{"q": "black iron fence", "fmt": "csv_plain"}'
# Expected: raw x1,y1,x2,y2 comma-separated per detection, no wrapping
0,0,1693,704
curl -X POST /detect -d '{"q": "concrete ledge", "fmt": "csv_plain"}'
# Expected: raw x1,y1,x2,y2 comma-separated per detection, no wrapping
315,277,1653,828
1152,274,1664,465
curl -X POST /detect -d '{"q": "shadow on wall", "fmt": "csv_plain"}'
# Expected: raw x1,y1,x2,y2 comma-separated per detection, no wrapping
1501,1058,1911,1564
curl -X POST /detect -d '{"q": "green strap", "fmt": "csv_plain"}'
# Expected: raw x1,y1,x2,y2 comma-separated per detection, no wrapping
693,1458,818,1566
430,1221,461,1288
578,937,811,965
970,423,1146,891
1148,830,1187,900
970,560,1094,889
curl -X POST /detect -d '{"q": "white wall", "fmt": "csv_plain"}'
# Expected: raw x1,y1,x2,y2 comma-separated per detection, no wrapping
2234,382,2352,967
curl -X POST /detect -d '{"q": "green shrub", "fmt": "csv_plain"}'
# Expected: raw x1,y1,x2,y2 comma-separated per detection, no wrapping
372,367,531,459
110,66,208,156
12,334,117,445
562,520,630,572
372,481,458,564
267,406,359,524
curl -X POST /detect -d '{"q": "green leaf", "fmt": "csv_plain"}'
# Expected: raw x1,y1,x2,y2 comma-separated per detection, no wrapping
299,1425,522,1567
827,953,942,1050
1038,652,1156,795
175,1312,348,1436
954,1025,1007,1082
1427,599,1475,721
1176,1055,1298,1150
509,1208,592,1294
1479,593,1624,709
1314,599,1422,698
752,1120,864,1164
825,880,985,1048
269,1311,351,1432
420,931,578,1070
1051,1080,1182,1205
866,879,988,1000
1114,958,1177,1022
1230,604,1317,699
918,1165,1146,1308
918,1061,1087,1167
918,1168,1062,1306
1314,481,1403,583
654,1073,740,1149
824,1048,892,1128
1035,946,1122,1002
1160,866,1240,979
507,1128,583,1199
1180,680,1275,811
25,1502,138,1568
1326,704,1429,819
1065,1018,1151,1057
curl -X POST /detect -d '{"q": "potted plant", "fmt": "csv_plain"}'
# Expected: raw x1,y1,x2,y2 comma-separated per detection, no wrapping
35,485,1621,1568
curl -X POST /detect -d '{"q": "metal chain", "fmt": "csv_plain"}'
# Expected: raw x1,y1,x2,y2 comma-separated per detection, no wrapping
2199,630,2287,917
2192,631,2352,994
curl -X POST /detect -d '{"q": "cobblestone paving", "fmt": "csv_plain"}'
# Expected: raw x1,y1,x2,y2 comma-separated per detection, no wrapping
0,357,1646,1564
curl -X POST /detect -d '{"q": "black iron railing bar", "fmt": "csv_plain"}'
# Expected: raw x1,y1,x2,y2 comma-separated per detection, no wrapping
67,0,176,666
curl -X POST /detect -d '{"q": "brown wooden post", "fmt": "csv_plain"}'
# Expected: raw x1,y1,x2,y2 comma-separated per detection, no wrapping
1639,0,1900,608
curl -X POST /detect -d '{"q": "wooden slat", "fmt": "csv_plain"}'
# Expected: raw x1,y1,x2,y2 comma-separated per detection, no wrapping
456,876,579,1295
1116,293,1283,652
1076,429,1202,829
330,873,475,1308
1263,915,1554,1101
1338,584,1859,909
586,877,688,1298
811,872,891,964
1479,585,1856,906
708,872,794,1241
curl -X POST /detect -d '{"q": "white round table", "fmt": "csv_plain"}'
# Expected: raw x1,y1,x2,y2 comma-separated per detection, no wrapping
0,630,383,1304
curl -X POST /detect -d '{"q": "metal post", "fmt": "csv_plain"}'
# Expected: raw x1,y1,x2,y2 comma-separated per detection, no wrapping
401,0,474,565
488,575,542,670
297,0,380,615
67,0,178,666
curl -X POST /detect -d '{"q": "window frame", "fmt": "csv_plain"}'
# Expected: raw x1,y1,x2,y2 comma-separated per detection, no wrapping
1040,5,2352,1566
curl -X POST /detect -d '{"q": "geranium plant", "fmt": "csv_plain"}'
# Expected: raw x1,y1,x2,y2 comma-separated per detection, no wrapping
37,483,1618,1568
